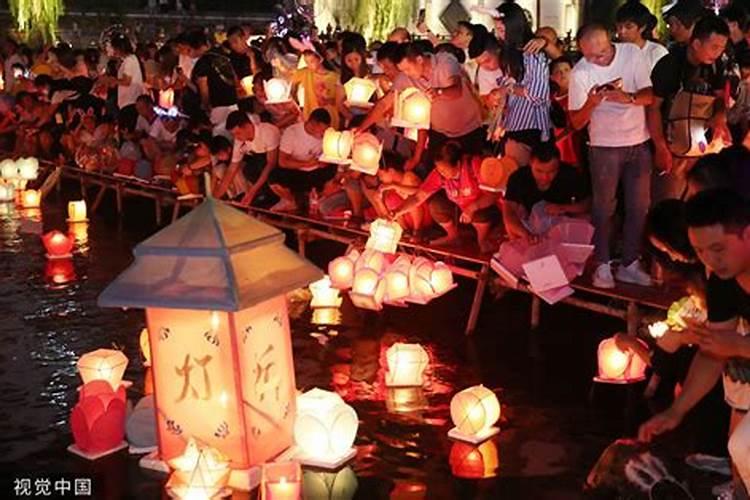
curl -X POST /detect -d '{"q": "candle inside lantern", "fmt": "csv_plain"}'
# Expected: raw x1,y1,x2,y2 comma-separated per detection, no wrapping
344,77,377,107
240,76,254,96
77,348,129,390
595,337,648,384
350,133,382,176
264,78,291,104
158,89,175,109
42,230,74,259
320,129,354,164
67,200,88,222
262,461,301,500
21,189,41,208
449,385,501,443
384,343,429,387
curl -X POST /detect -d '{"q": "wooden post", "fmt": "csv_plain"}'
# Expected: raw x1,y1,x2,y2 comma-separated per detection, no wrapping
115,184,123,215
627,301,639,337
465,264,490,335
297,228,307,257
91,185,107,212
530,295,542,330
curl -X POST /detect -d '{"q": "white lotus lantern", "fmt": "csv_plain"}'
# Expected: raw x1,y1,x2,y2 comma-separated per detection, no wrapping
16,157,39,180
0,159,16,179
594,337,648,384
320,128,354,165
344,77,377,108
392,87,431,130
350,133,382,176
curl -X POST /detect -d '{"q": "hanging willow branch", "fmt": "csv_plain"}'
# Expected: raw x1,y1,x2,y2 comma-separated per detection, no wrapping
9,0,64,44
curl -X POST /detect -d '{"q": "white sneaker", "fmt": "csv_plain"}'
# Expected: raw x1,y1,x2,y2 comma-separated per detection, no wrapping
592,263,615,289
616,261,653,287
270,198,298,212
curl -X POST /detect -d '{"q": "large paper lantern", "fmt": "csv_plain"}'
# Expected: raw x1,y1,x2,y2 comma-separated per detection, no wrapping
344,78,377,108
69,380,128,459
42,230,74,259
67,200,88,223
21,189,40,208
384,343,429,387
392,87,431,130
140,328,152,366
159,89,175,110
349,268,385,311
594,337,648,384
262,461,301,500
98,198,323,472
350,133,382,176
329,256,356,290
309,276,342,308
0,181,14,202
166,438,231,500
264,78,292,104
240,76,254,96
302,466,358,500
448,385,500,443
449,440,499,479
293,388,358,468
77,349,129,390
16,157,39,180
365,219,402,254
0,158,16,179
320,128,353,165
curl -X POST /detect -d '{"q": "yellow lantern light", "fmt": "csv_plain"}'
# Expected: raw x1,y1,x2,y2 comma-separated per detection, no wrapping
448,385,501,443
366,219,403,255
320,128,354,165
384,343,429,387
449,440,499,479
350,133,382,176
354,249,386,275
385,387,428,414
293,388,358,468
648,321,669,339
392,87,431,130
329,256,356,290
309,276,343,308
407,258,435,304
240,76,254,96
261,461,302,500
21,189,41,208
159,89,175,110
302,467,358,500
384,267,410,304
77,348,129,390
166,438,231,500
264,78,292,104
139,328,151,366
69,222,89,248
0,181,14,202
311,307,342,326
344,77,377,108
429,262,455,298
67,200,88,223
0,158,16,179
594,337,648,384
349,268,385,311
16,157,39,180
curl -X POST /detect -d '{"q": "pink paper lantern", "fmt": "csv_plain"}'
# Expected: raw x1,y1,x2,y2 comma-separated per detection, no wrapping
42,230,74,259
70,380,127,454
595,337,648,384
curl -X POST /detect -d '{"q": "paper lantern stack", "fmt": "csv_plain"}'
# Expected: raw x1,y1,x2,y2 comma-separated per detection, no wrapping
325,220,456,311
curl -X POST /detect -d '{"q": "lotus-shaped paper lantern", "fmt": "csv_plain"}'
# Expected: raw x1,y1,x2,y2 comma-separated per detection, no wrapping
320,128,354,165
344,77,377,108
350,133,382,176
329,255,356,289
294,388,358,468
42,230,74,259
449,385,500,443
77,348,129,390
594,337,648,384
264,78,292,104
392,87,431,129
16,157,39,180
302,467,358,500
384,343,429,387
350,268,385,311
0,158,16,179
69,380,127,456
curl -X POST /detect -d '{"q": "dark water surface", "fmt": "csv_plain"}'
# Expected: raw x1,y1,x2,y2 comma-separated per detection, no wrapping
0,189,644,499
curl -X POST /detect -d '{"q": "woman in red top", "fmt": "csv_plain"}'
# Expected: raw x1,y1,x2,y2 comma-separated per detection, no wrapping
389,141,500,253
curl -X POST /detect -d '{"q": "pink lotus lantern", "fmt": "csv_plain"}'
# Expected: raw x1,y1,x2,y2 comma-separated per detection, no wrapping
349,268,385,311
69,380,128,459
42,230,74,259
594,337,648,384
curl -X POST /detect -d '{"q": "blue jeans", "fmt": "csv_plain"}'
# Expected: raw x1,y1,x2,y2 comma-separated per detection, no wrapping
589,141,652,265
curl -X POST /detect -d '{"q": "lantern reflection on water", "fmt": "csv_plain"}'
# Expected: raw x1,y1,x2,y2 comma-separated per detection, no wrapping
302,466,358,500
0,181,14,202
449,440,499,479
21,189,40,208
311,307,342,326
45,258,76,286
595,337,648,384
448,385,500,443
385,387,428,414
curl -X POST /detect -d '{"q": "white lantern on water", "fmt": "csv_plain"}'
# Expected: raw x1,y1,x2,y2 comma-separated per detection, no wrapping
16,157,39,181
329,256,356,290
0,159,17,179
448,385,501,443
264,78,292,104
391,87,431,130
429,262,455,298
320,128,354,165
344,78,377,108
309,276,343,308
365,219,403,255
293,388,358,468
384,343,429,387
350,133,382,176
67,200,88,223
349,268,385,311
21,189,41,208
384,266,410,304
0,182,14,202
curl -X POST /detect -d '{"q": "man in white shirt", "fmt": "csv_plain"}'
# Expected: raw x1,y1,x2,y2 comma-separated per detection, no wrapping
569,24,654,289
268,108,332,212
214,111,280,206
615,1,668,70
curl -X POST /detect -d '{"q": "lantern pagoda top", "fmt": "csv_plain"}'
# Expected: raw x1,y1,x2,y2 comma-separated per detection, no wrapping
99,198,322,311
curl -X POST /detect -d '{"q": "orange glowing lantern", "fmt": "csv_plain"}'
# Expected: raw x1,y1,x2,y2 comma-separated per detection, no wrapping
166,438,231,500
320,128,353,165
329,256,356,290
392,87,431,130
69,380,128,459
262,461,302,500
385,387,428,413
98,199,322,473
385,343,429,387
366,219,402,255
159,89,175,109
77,348,129,390
240,76,254,96
42,230,74,259
67,200,88,223
45,258,76,286
293,388,358,468
350,268,385,311
0,181,14,202
16,157,38,180
449,440,499,479
354,249,386,275
595,337,648,384
344,77,377,108
264,78,292,104
140,328,152,366
448,385,501,443
350,133,382,176
309,276,342,308
21,189,40,208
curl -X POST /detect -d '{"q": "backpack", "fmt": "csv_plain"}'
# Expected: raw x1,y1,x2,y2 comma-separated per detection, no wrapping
666,89,716,158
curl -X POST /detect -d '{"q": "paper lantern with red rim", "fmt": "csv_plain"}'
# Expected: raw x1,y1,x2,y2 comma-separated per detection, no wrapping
42,230,74,259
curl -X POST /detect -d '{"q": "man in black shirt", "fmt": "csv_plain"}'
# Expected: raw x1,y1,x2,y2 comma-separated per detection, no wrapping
503,143,590,242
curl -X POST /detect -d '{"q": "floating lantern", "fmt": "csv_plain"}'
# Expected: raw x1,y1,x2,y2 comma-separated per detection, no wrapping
293,388,358,468
594,337,648,384
98,199,322,472
429,262,455,298
385,387,428,414
384,343,429,387
262,461,302,500
0,181,14,202
320,128,353,165
648,321,669,339
329,256,356,289
449,440,499,479
366,219,402,254
384,266,410,304
140,328,152,366
77,348,129,390
45,258,76,286
350,133,382,176
42,230,74,259
349,268,385,311
166,438,231,500
16,157,38,180
407,258,436,304
309,276,342,308
158,89,175,110
264,78,292,104
344,77,377,108
67,200,88,223
302,466,358,500
240,76,254,96
21,189,40,208
69,380,128,459
0,158,16,179
448,385,501,443
392,87,431,130
354,249,386,275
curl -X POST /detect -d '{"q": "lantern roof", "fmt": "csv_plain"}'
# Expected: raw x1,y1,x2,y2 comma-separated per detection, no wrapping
98,198,323,311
